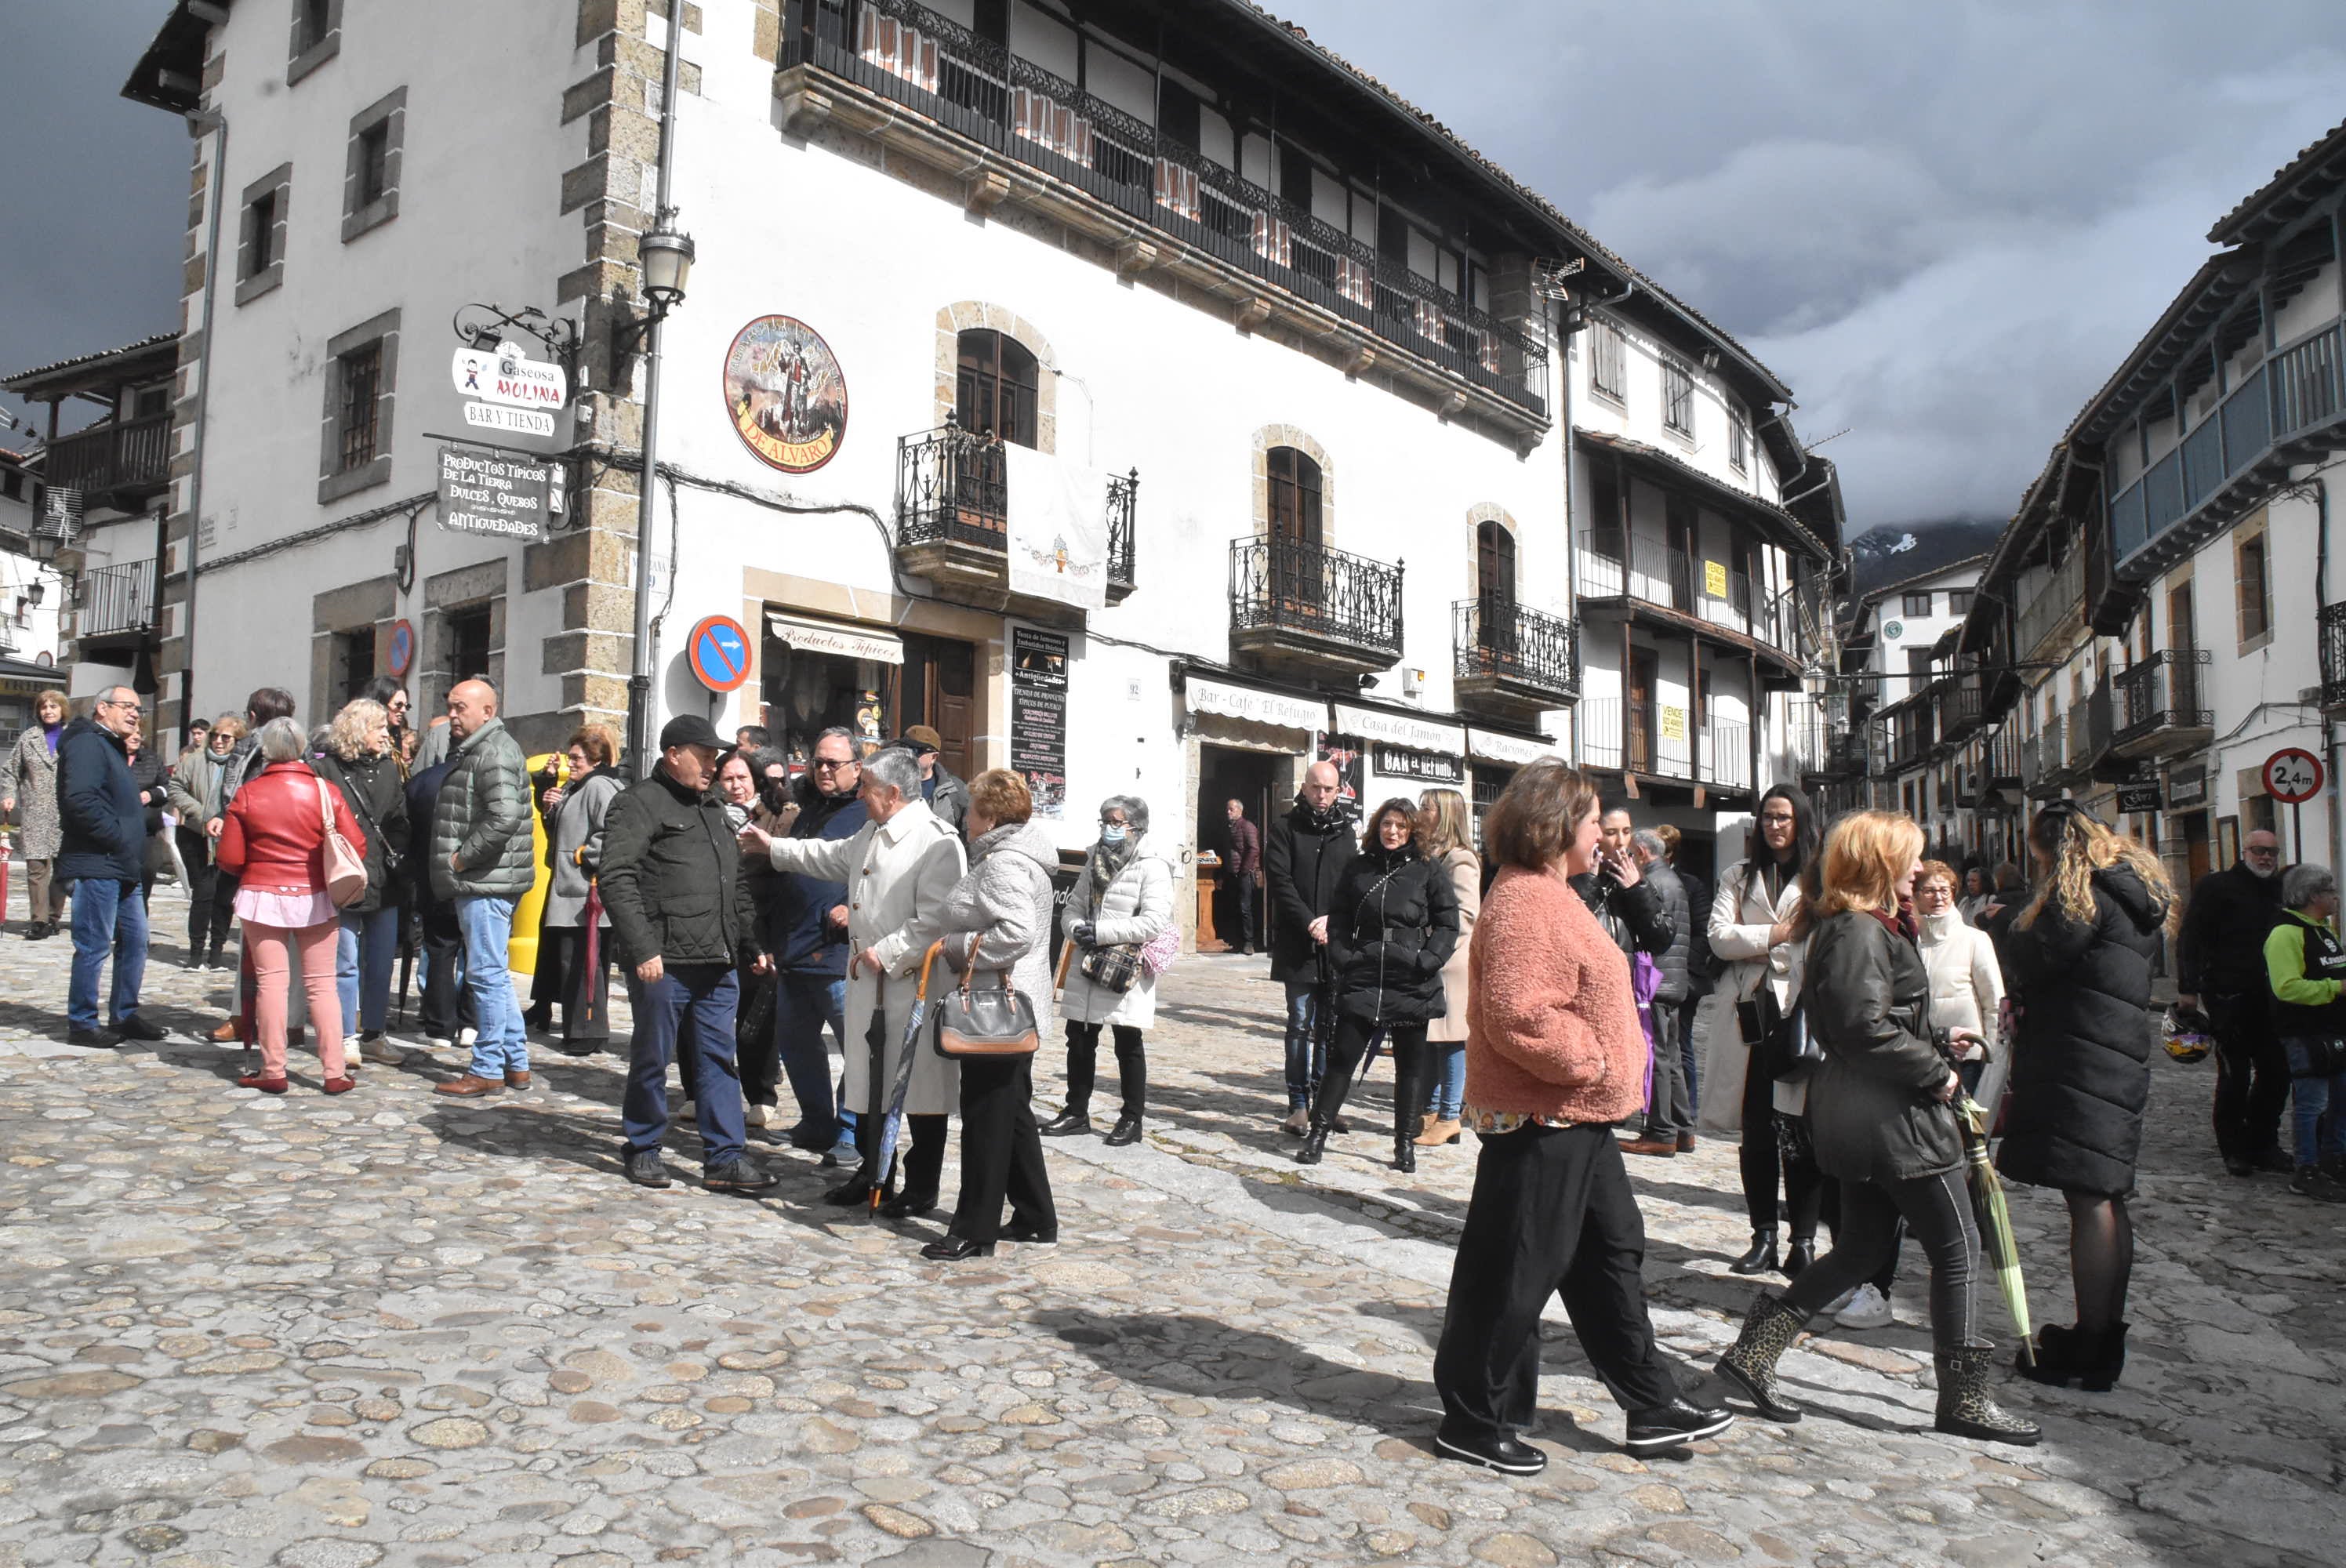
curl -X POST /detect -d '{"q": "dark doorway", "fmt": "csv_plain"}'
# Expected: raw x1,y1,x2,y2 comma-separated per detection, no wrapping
1199,745,1284,953
1629,647,1659,774
900,633,978,783
1665,498,1696,612
2181,811,2210,891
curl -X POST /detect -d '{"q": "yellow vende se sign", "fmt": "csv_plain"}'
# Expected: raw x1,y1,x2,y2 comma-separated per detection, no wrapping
1660,706,1687,741
1704,559,1728,598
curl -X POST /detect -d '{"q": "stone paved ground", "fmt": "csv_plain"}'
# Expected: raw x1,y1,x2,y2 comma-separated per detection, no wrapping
1,881,2341,1566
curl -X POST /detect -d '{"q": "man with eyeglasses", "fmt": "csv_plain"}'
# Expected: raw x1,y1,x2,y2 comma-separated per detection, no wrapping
2178,827,2291,1176
53,688,165,1047
760,726,870,1164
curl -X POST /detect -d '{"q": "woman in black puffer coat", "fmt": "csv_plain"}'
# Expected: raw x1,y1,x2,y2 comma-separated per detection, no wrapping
1296,797,1460,1173
1998,803,2174,1392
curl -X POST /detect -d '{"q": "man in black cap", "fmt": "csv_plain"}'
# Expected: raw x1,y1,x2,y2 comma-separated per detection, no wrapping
598,713,777,1192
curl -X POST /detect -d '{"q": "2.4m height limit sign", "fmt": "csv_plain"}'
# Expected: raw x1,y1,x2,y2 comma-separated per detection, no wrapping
2263,746,2324,862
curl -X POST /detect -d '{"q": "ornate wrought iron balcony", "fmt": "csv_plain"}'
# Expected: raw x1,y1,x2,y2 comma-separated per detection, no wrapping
1228,535,1403,678
892,423,1137,622
2112,648,2212,754
1452,599,1578,720
76,560,157,642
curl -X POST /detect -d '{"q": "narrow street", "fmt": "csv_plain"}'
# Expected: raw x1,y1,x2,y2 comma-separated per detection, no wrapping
1,884,2339,1566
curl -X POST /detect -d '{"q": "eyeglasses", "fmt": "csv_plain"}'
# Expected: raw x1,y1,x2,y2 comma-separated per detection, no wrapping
97,698,138,711
2246,845,2281,856
813,757,855,771
1760,813,1796,826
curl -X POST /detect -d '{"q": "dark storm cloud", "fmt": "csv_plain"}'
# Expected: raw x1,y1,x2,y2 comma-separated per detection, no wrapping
0,4,185,439
1276,0,2346,525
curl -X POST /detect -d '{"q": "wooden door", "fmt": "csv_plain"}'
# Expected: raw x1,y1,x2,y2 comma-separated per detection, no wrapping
1629,647,1659,773
2183,811,2211,891
899,633,977,782
1666,499,1696,611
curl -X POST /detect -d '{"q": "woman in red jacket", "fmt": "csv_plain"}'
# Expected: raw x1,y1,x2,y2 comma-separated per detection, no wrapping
1429,759,1730,1474
218,717,365,1094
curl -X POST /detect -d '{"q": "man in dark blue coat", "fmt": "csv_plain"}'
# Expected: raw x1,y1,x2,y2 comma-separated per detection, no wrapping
765,726,870,1165
55,687,163,1047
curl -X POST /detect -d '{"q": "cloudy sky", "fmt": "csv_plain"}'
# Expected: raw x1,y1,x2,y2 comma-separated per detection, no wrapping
5,2,2346,532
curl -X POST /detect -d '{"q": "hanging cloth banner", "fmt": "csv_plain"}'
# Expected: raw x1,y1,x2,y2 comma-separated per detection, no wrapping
1002,443,1108,612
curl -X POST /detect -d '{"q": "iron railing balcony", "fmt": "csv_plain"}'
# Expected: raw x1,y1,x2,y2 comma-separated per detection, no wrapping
2014,550,2086,662
782,0,1549,420
76,560,157,641
1453,599,1579,719
2022,713,2066,798
1700,720,1752,793
1581,696,1625,773
1228,534,1403,678
1934,673,1985,745
2325,601,2346,713
892,423,1138,622
2068,685,2115,775
41,412,171,503
2113,649,2213,753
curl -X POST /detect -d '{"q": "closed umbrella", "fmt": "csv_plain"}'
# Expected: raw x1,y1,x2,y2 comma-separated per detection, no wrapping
870,941,946,1213
1960,1094,2033,1366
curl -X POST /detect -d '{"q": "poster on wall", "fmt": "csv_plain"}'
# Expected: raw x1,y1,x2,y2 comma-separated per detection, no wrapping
1317,733,1365,819
724,314,848,473
1011,626,1069,819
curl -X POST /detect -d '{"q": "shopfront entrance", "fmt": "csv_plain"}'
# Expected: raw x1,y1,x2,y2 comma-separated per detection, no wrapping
1197,743,1284,952
759,611,978,780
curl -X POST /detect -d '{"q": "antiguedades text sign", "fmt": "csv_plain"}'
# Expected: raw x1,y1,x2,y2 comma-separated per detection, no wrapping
437,445,557,543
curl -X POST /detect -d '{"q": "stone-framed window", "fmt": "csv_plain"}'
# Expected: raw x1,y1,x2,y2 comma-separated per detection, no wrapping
287,0,342,86
318,307,398,503
234,163,292,306
341,87,405,243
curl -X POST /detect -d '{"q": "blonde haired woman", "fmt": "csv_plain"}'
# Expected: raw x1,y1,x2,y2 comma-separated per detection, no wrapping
1,688,74,938
1718,811,2037,1445
1415,787,1479,1147
1999,803,2174,1391
311,699,409,1062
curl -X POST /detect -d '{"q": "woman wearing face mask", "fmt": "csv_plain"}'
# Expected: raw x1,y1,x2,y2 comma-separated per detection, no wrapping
1046,797,1175,1146
1295,797,1460,1171
165,716,245,969
537,727,624,1056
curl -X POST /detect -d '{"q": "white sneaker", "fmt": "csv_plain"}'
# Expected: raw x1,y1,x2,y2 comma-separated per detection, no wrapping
457,1028,479,1047
1836,1284,1894,1330
744,1103,769,1128
424,1036,455,1051
1821,1284,1861,1316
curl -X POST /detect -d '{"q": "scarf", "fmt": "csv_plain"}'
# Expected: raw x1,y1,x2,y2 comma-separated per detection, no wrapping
1089,834,1138,903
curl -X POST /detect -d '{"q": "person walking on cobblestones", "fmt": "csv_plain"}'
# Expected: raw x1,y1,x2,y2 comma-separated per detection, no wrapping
1295,797,1458,1172
928,768,1059,1260
1717,810,2039,1446
312,699,409,1066
1431,760,1731,1472
53,687,165,1048
2177,827,2290,1177
428,680,536,1098
601,714,776,1195
749,743,966,1209
1045,795,1174,1147
1266,761,1357,1133
2,688,72,939
216,717,364,1094
165,717,241,970
1415,788,1479,1149
2260,862,2346,1203
2000,803,2174,1392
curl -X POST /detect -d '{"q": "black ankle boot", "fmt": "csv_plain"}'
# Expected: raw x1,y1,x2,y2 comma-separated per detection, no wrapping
1781,1236,1817,1279
1392,1137,1416,1174
1730,1230,1780,1276
1295,1124,1330,1165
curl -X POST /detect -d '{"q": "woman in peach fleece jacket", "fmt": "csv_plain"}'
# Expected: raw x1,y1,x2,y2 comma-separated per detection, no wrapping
1429,760,1731,1475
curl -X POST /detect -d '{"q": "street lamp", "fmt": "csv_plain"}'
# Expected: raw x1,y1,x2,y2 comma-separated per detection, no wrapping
638,224,695,314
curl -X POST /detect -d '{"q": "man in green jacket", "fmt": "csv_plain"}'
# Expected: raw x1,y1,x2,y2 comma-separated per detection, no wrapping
2262,862,2346,1203
430,680,536,1097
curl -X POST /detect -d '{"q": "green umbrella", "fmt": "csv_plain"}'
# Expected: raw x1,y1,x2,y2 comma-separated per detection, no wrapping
1959,1095,2034,1366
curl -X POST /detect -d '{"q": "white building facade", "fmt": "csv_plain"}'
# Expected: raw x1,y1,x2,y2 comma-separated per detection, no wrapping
125,0,1840,939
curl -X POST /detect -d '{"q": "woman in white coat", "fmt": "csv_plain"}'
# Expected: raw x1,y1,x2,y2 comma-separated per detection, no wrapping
1915,859,2006,1100
752,745,968,1209
1703,785,1827,1278
1041,794,1174,1147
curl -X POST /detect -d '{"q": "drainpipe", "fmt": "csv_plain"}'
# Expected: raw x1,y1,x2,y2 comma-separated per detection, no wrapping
2319,476,2338,868
180,107,227,744
625,9,685,779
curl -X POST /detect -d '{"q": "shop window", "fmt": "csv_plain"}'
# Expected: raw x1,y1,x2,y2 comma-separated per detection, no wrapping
955,329,1038,448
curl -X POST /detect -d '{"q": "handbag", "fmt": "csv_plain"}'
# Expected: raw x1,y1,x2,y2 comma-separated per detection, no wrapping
1139,923,1179,978
932,935,1041,1058
1735,987,1781,1050
315,778,369,908
1763,996,1825,1083
1079,942,1142,994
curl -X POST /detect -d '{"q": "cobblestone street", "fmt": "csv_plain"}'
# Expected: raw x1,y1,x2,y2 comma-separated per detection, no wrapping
2,884,2342,1566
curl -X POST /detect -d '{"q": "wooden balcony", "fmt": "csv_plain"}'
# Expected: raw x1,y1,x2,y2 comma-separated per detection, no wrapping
42,413,171,506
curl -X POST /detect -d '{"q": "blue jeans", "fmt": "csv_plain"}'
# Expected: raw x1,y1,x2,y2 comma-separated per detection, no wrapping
67,878,147,1031
776,971,850,1142
2283,1038,2346,1168
455,895,526,1076
1283,974,1326,1109
1425,1041,1466,1120
622,963,746,1168
337,904,400,1036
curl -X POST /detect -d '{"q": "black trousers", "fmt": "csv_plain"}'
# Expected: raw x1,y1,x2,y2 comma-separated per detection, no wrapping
209,869,241,961
1311,1015,1429,1139
536,925,612,1045
951,1054,1057,1245
735,970,779,1104
2210,990,2291,1157
1741,1056,1825,1236
418,893,475,1040
862,1109,948,1198
1065,1020,1146,1120
1230,870,1259,950
1433,1122,1682,1440
1783,1168,1979,1352
178,829,222,956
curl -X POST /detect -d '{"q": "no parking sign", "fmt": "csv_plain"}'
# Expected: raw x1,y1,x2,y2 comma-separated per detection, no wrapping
687,614,753,693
